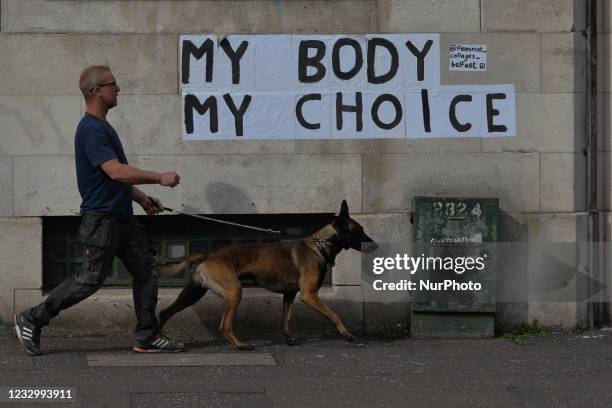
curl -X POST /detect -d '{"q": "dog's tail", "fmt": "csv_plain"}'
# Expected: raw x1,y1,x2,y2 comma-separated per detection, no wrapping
158,251,210,278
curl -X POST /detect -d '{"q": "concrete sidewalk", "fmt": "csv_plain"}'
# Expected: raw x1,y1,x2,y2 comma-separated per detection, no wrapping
1,328,611,408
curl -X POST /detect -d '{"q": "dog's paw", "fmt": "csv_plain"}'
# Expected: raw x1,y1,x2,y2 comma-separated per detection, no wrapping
237,344,255,351
284,336,299,346
343,333,356,343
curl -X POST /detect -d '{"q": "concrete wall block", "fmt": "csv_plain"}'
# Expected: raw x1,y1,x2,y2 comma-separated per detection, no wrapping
541,33,587,93
13,289,210,339
363,153,540,213
332,251,362,286
2,0,374,34
598,34,611,93
0,34,177,96
0,218,42,322
497,213,588,318
0,96,81,155
377,0,480,33
13,156,80,216
482,0,577,32
107,95,295,155
597,92,610,152
13,154,361,216
128,154,362,215
497,212,590,328
599,151,611,211
605,0,611,33
231,0,375,34
495,303,528,330
12,286,364,338
528,302,579,327
0,156,12,216
97,95,178,155
0,218,42,288
541,153,587,212
439,33,540,93
295,138,481,154
483,93,586,153
499,212,588,242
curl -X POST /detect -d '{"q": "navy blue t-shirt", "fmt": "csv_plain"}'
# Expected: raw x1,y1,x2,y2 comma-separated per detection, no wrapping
75,113,133,216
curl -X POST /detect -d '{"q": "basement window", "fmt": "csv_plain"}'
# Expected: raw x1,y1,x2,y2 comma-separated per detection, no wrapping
43,213,333,292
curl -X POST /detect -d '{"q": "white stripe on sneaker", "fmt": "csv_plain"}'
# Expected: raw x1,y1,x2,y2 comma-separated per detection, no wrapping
23,327,32,334
159,339,169,348
152,338,163,347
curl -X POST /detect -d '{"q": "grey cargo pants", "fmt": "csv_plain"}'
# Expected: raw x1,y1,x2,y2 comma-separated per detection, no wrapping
25,213,159,343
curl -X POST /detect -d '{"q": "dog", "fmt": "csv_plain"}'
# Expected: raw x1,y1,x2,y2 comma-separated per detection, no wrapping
157,200,378,350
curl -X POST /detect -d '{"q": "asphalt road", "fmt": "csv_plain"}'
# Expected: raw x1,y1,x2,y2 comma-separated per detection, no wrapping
1,328,611,408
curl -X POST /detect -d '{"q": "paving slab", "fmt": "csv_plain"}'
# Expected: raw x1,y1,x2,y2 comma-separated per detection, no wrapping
87,352,277,367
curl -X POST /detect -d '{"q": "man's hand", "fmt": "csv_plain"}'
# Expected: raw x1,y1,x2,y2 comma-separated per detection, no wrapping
159,172,180,187
141,196,163,215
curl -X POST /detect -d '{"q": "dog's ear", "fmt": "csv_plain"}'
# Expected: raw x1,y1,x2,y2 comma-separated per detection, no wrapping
332,215,348,233
339,200,349,218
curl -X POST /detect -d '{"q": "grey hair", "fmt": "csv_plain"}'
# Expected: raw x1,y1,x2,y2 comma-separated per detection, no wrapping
79,65,111,101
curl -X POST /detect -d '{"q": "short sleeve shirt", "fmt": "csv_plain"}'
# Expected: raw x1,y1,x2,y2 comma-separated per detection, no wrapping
75,113,133,216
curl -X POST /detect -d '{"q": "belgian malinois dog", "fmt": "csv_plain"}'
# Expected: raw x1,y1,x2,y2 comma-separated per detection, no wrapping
157,200,378,350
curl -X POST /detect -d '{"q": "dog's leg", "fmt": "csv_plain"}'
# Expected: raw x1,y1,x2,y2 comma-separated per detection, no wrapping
282,291,298,346
202,261,253,351
220,286,254,351
158,279,207,331
300,290,355,343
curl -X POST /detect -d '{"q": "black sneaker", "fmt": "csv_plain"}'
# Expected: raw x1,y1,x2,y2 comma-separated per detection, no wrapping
133,334,186,353
14,314,43,356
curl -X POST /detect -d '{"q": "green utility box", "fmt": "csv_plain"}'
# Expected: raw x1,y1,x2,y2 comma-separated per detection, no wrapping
411,197,498,337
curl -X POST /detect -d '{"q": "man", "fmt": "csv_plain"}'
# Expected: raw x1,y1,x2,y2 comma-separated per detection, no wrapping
15,65,185,355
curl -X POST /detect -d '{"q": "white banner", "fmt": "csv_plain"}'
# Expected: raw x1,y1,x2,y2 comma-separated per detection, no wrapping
179,34,515,140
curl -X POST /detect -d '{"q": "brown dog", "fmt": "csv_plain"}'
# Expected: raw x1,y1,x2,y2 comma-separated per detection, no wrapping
157,200,378,350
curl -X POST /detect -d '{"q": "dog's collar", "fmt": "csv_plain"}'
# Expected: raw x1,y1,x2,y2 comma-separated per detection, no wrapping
312,238,335,267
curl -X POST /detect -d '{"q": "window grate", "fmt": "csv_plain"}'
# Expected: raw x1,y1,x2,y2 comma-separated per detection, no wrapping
43,213,333,292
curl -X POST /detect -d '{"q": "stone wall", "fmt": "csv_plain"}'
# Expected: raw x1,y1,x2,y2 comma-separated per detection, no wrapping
0,0,601,333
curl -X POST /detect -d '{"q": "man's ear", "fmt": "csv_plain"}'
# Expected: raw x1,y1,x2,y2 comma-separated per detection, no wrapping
339,200,349,218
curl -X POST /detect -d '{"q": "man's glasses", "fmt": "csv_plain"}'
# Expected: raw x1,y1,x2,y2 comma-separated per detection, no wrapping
90,81,118,92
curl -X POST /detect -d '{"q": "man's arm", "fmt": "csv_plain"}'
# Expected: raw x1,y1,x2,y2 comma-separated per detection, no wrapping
133,186,164,215
101,158,180,187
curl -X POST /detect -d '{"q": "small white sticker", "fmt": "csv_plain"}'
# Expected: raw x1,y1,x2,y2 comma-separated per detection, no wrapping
449,44,487,72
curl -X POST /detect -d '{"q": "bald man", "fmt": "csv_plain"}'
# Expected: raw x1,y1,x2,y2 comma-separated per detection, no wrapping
15,66,185,355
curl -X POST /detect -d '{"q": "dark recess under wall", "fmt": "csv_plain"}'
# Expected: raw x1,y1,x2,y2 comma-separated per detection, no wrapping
42,213,333,292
